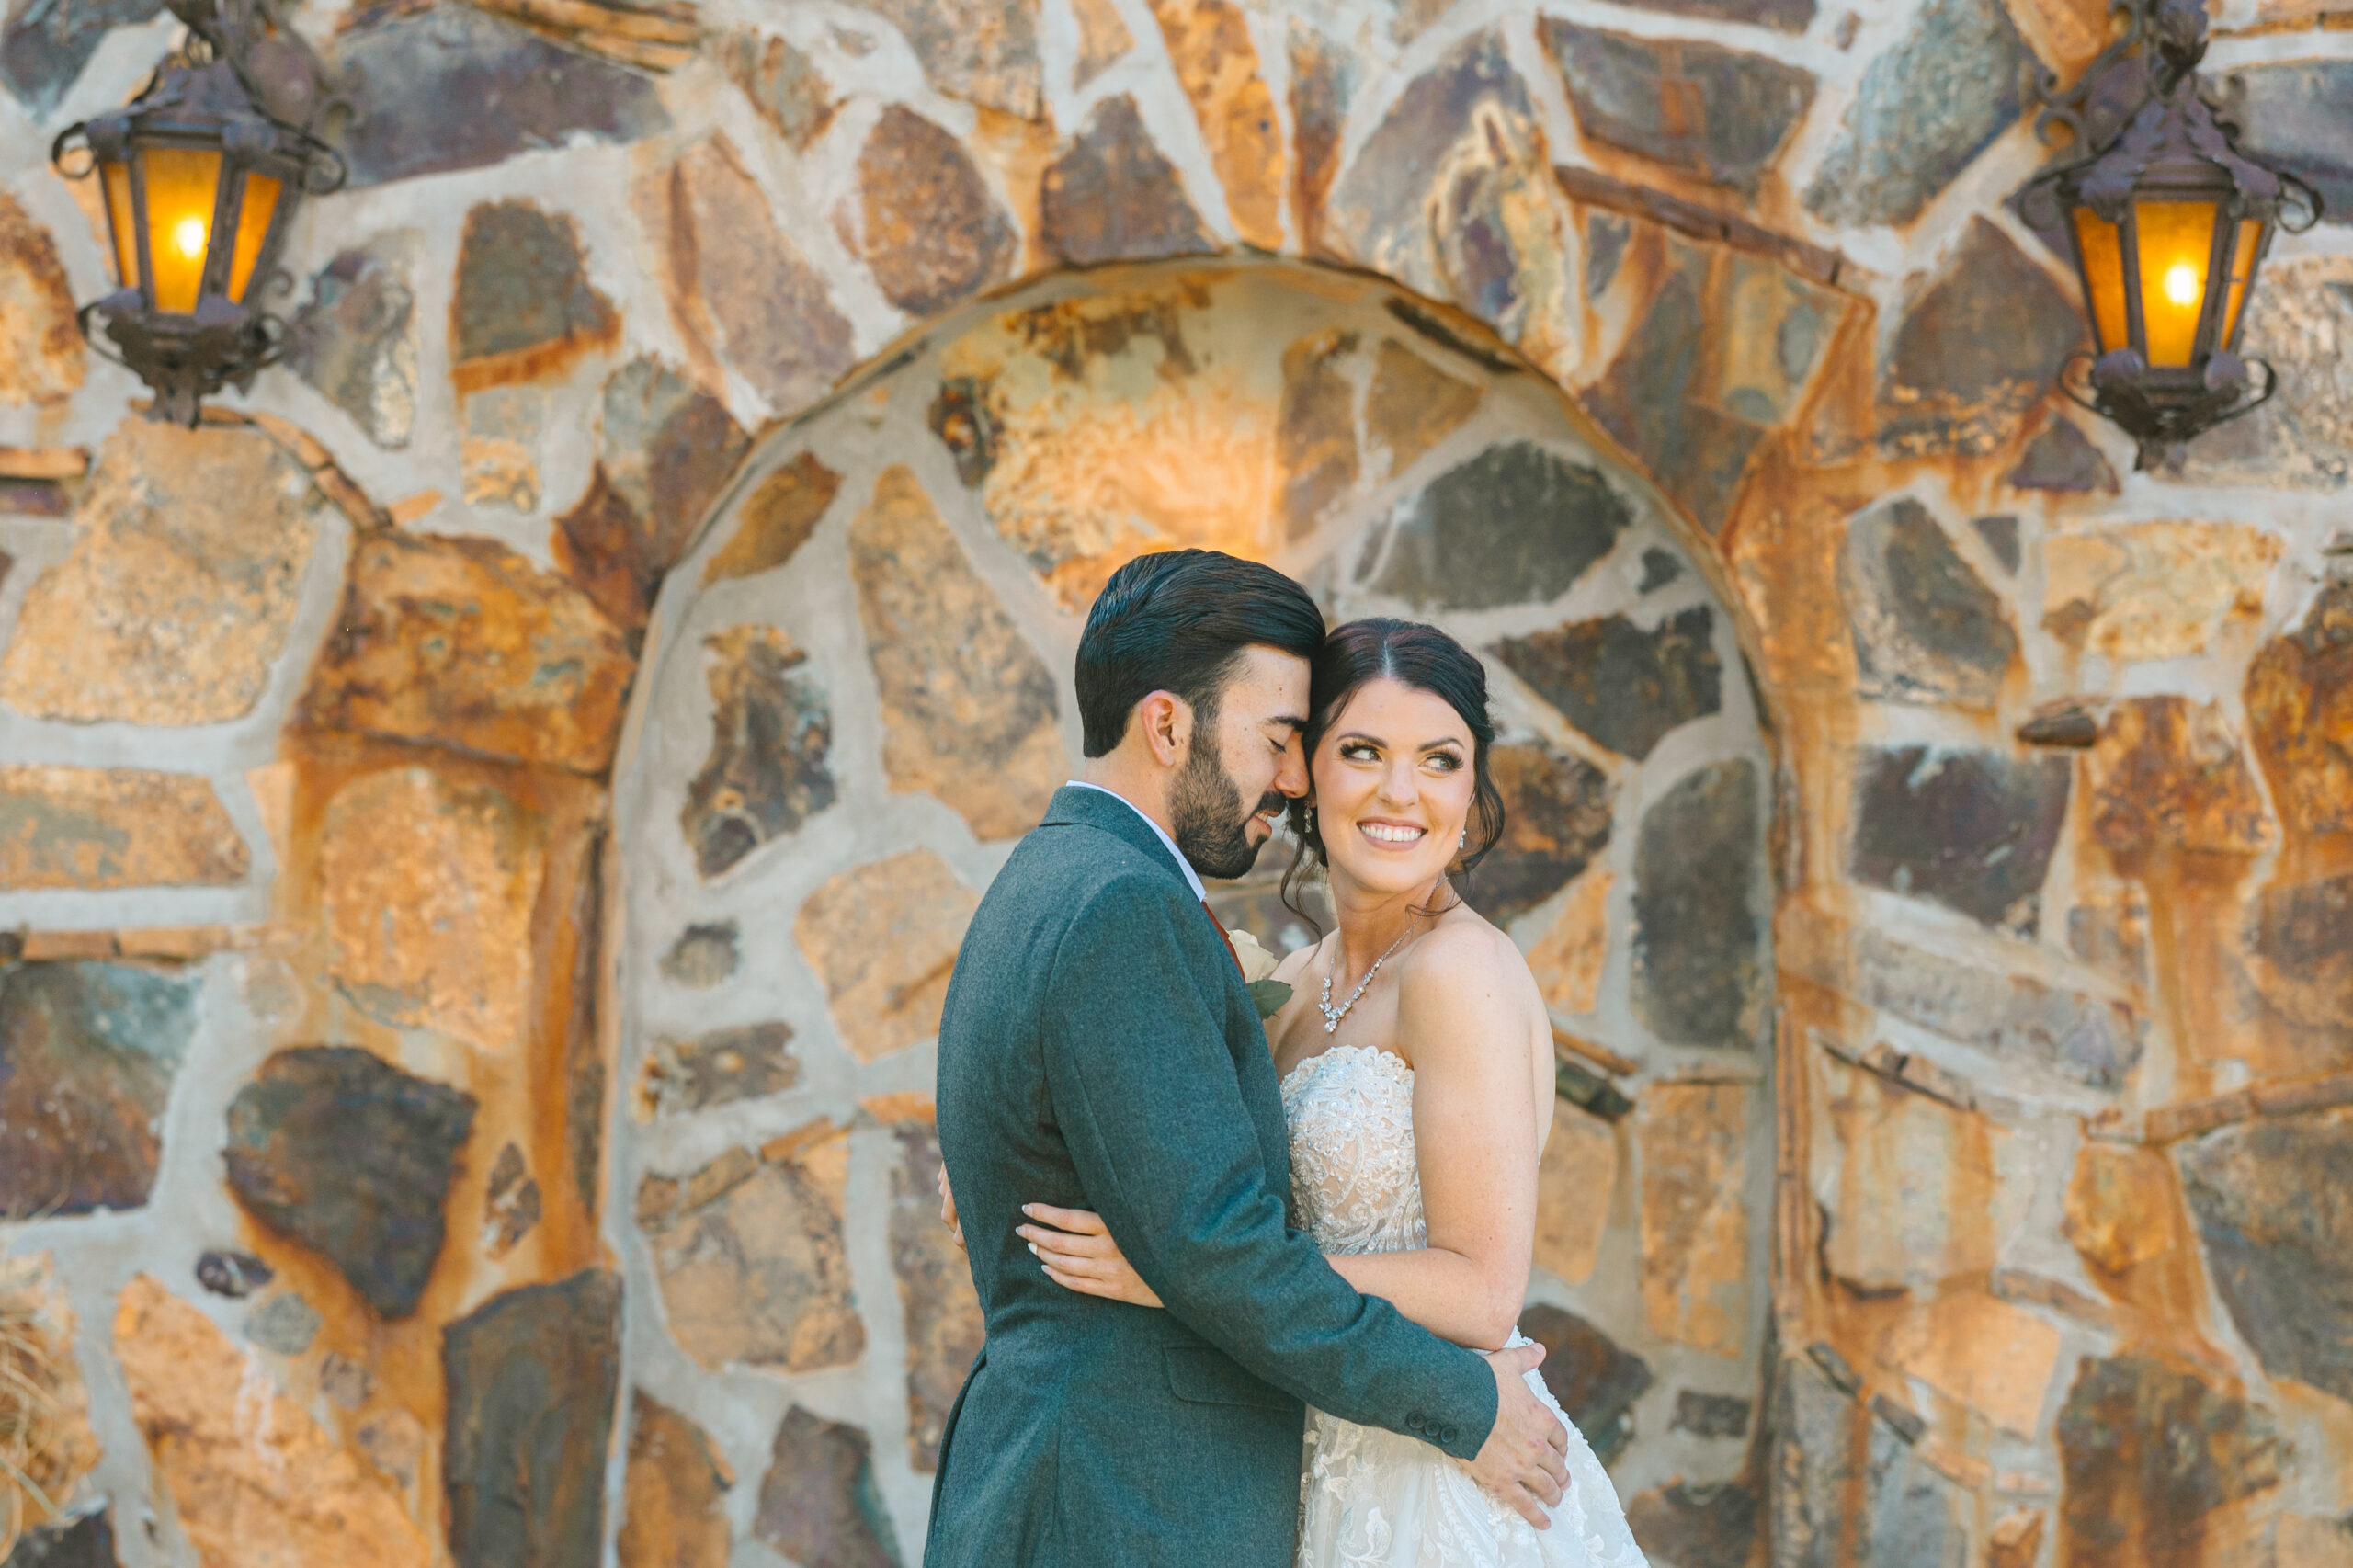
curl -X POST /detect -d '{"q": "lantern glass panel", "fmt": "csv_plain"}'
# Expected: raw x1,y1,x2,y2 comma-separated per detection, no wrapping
227,171,281,303
98,161,139,290
2072,207,2131,354
2132,199,2219,368
2219,216,2265,350
142,145,224,313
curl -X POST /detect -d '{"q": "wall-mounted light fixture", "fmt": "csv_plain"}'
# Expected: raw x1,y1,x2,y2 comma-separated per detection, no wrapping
51,0,347,426
2023,0,2321,472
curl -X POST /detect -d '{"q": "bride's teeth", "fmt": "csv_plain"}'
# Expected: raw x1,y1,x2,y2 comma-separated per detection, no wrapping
1361,823,1424,844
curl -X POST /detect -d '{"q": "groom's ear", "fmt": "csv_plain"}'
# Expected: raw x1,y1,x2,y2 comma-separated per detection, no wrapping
1136,689,1194,768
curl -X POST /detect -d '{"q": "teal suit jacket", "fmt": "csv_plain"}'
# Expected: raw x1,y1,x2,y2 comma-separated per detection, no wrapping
926,785,1496,1567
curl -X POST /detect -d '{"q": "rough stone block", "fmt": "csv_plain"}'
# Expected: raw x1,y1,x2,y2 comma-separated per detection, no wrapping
0,193,83,406
722,30,837,149
2006,418,2117,494
1463,741,1614,926
1632,759,1765,1050
2087,698,2274,859
1849,745,2070,934
1148,0,1285,249
1822,1053,2034,1290
300,530,635,774
0,0,160,115
1039,95,1215,266
639,1022,800,1119
795,850,979,1063
680,627,836,879
1802,0,2029,227
1275,327,1359,540
1518,1302,1653,1466
0,960,195,1215
2245,869,2353,1032
1637,1082,1749,1355
0,1510,117,1568
849,468,1064,841
2055,1354,2282,1568
449,201,617,392
1500,607,1722,763
888,1116,983,1470
1669,1392,1752,1439
1627,1481,1760,1568
617,1393,732,1568
2219,59,2353,225
865,0,1041,118
2177,256,2353,490
847,106,1016,317
1373,441,1633,612
289,238,418,449
703,452,843,586
753,1406,903,1568
1875,1290,2061,1435
224,1046,477,1320
1365,339,1483,478
2246,580,2353,840
1533,1096,1616,1285
1539,21,1814,196
0,420,320,725
660,922,739,988
114,1275,430,1568
0,768,245,891
1525,866,1612,1015
1840,497,2016,708
443,1270,622,1568
2043,522,2279,664
637,1124,865,1373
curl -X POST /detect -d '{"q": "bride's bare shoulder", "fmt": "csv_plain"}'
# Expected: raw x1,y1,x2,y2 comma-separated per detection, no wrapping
1396,907,1536,1006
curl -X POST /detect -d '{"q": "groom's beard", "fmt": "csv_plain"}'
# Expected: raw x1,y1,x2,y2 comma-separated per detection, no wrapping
1169,743,1282,881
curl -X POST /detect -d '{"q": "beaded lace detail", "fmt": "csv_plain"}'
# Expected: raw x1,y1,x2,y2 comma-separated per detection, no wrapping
1280,1045,1651,1568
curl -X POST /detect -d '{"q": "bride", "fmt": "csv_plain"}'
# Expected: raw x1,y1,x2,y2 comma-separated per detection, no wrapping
1017,618,1649,1568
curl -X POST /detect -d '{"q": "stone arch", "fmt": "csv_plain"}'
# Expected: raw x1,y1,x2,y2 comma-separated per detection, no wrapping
609,255,1780,1555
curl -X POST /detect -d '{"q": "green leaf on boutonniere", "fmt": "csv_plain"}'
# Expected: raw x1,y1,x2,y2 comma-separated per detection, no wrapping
1248,979,1292,1020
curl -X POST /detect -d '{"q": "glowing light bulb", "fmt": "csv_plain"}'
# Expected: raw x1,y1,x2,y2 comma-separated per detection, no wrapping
2164,261,2200,308
172,216,207,260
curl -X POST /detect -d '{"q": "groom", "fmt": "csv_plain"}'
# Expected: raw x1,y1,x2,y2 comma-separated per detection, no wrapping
928,551,1569,1566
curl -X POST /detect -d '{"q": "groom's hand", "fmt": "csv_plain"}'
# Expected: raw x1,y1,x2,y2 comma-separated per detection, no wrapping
938,1166,964,1252
1466,1343,1570,1528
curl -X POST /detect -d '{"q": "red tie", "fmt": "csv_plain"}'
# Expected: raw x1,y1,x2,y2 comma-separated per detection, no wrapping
1199,900,1245,977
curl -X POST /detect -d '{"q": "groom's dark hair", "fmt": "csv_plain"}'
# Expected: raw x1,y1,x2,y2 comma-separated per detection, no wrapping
1076,551,1325,756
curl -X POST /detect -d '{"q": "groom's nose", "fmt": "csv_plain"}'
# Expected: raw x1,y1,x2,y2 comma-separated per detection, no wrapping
1273,732,1309,800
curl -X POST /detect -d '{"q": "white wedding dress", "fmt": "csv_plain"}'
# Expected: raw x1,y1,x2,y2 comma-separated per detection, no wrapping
1282,1043,1651,1568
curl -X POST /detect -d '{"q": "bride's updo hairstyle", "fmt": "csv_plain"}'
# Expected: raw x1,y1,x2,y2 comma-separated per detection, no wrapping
1280,618,1506,929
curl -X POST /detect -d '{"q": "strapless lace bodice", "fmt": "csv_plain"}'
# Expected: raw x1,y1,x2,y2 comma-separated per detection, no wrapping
1278,1044,1650,1568
1282,1045,1425,1257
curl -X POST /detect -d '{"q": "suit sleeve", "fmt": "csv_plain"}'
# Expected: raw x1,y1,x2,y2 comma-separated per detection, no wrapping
1040,874,1498,1459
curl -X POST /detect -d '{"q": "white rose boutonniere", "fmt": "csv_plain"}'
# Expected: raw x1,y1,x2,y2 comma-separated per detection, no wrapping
1226,929,1292,1020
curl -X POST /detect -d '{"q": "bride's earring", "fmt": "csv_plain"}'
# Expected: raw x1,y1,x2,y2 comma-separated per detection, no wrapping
1458,828,1466,848
1305,803,1316,835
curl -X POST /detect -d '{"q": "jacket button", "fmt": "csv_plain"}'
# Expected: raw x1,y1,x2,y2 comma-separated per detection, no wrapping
1405,1412,1425,1431
1440,1425,1461,1446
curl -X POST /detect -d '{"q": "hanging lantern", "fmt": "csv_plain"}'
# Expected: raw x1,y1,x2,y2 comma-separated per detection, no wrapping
2022,0,2320,471
50,0,345,426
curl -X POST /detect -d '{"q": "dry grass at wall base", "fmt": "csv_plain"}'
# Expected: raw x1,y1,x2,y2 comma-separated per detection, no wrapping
0,1255,77,1557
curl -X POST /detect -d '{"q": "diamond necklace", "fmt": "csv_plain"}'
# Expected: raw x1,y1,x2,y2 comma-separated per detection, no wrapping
1317,918,1419,1034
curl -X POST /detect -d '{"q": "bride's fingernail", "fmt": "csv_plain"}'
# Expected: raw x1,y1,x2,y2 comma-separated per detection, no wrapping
1026,1242,1038,1255
1021,1204,1036,1216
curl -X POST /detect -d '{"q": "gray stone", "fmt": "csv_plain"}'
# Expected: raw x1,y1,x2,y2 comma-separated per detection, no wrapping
1495,606,1722,761
224,1046,479,1320
1850,745,2068,934
890,1119,984,1471
1627,1482,1760,1568
2219,60,2353,227
852,106,1017,318
1620,0,1813,36
1582,237,1767,535
1779,916,2144,1089
864,0,1041,119
1632,758,1766,1050
641,1022,800,1117
661,923,739,988
1802,0,2029,228
482,1142,540,1258
1671,1391,1752,1438
288,239,419,449
331,6,668,189
1771,1357,1857,1568
722,30,837,149
244,1291,321,1356
1586,212,1632,298
1466,741,1616,926
2177,1112,2353,1406
1871,217,2085,460
1972,514,2021,574
0,960,197,1216
444,1270,622,1568
1860,1420,1966,1568
1840,497,2017,708
1519,1303,1653,1467
1639,548,1685,592
678,628,833,877
1039,96,1214,266
1,0,161,117
1371,441,1633,611
2055,1354,2282,1567
194,1250,270,1299
451,201,617,378
2245,870,2353,1033
0,1510,118,1568
2176,256,2353,491
1539,21,1815,196
2007,418,2118,494
754,1406,904,1568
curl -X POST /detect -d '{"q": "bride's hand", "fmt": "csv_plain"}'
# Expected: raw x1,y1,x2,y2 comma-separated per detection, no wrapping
1017,1204,1165,1308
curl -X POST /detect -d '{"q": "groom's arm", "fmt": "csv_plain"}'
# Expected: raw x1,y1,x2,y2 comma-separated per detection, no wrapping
1040,874,1498,1459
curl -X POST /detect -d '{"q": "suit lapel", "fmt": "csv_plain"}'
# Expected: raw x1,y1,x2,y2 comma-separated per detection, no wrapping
1040,785,1195,891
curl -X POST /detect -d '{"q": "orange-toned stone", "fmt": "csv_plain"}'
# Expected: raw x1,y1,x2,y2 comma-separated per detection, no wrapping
299,529,634,773
1533,1096,1616,1286
1636,1083,1748,1356
0,420,322,725
112,1275,431,1568
0,768,247,891
2245,581,2353,841
2087,697,2276,859
889,1115,984,1469
1276,326,1359,540
702,451,843,585
1071,0,1133,85
847,106,1017,317
617,1393,733,1568
1367,339,1483,478
320,767,547,1051
1147,0,1286,249
638,1122,865,1373
1876,1290,2063,1436
1822,1057,2032,1290
0,193,83,405
847,468,1064,839
793,849,979,1062
1526,867,1612,1016
2063,1142,2180,1278
1988,1510,2047,1568
2041,523,2280,663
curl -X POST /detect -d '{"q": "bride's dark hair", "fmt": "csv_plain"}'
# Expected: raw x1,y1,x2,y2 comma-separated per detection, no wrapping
1279,618,1506,933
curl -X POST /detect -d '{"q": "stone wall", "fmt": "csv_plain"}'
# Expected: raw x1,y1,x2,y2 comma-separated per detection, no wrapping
0,0,2347,1565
